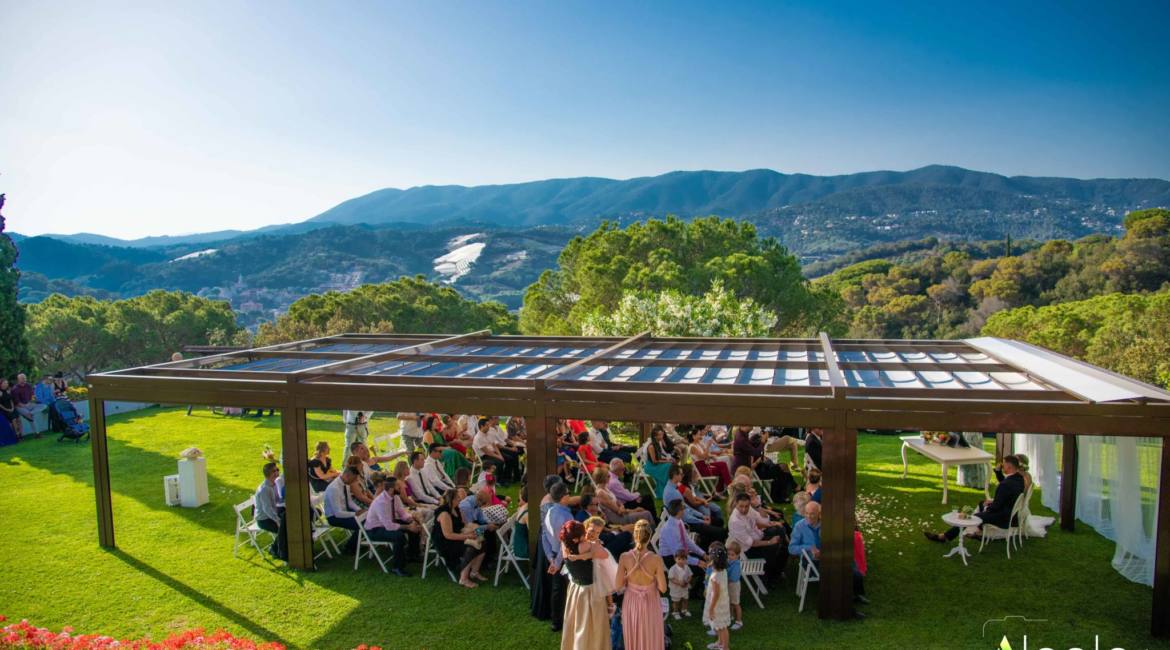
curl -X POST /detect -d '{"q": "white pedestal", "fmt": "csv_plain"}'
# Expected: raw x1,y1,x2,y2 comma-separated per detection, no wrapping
178,457,209,508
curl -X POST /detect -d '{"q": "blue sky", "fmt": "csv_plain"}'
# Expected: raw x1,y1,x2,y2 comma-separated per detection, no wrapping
2,0,1168,238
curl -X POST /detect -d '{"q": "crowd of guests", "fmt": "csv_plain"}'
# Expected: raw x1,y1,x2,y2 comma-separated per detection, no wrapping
250,414,872,649
0,371,69,445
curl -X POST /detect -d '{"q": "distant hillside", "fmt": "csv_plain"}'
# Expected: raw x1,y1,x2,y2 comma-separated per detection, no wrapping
307,165,1170,234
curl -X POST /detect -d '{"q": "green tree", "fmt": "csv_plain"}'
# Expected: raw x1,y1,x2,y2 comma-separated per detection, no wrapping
25,291,242,381
0,195,33,375
580,280,778,337
255,276,517,346
520,216,832,335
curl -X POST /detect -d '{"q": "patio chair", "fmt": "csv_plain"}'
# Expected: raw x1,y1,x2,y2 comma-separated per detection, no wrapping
979,493,1026,559
419,511,459,583
694,474,719,498
311,497,340,562
795,549,820,613
232,496,273,558
493,510,530,589
1016,483,1035,546
574,462,598,494
751,469,774,505
740,557,768,609
631,442,655,494
352,513,395,573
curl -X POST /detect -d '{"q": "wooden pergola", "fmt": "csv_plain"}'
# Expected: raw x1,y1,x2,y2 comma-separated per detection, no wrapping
87,332,1170,634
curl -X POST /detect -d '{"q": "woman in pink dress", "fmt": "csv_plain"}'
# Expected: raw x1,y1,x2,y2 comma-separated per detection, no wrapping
615,519,667,650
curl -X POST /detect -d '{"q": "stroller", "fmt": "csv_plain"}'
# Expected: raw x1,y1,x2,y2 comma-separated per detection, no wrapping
51,400,90,443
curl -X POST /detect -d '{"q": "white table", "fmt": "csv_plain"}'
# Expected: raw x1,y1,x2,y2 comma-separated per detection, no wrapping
900,435,992,504
940,511,979,566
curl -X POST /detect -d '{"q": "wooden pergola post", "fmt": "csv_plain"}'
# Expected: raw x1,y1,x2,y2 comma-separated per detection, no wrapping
1152,438,1170,637
818,409,857,620
524,409,552,554
89,397,115,549
280,403,314,569
1060,434,1078,532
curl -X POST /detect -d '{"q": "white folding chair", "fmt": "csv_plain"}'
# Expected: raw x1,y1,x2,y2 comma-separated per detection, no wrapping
796,549,820,613
419,511,459,583
353,513,396,572
574,463,599,494
232,496,274,558
1016,483,1035,546
648,518,666,554
493,510,530,589
980,493,1026,559
739,558,768,609
751,469,775,505
631,442,656,494
310,495,340,562
695,475,719,498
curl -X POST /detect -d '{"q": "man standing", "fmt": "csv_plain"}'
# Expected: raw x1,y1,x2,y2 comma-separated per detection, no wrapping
804,428,824,472
397,412,423,454
343,410,370,455
532,481,573,631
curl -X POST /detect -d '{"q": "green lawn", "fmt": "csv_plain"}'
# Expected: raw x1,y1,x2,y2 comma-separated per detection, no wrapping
0,408,1162,649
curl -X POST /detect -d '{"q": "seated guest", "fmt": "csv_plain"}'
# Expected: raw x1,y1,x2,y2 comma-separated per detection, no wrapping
323,467,366,553
0,379,18,438
473,466,508,505
658,499,709,595
687,428,733,492
574,493,634,557
925,454,1026,543
790,491,811,527
473,417,511,485
35,375,57,408
788,502,868,610
607,459,657,515
587,419,633,464
576,432,602,475
506,415,527,443
807,470,823,504
51,372,68,398
308,441,340,493
365,474,421,576
731,425,795,503
643,425,677,500
442,414,473,454
663,465,726,550
459,487,501,558
392,461,426,511
487,415,524,483
593,466,654,527
680,464,725,523
349,440,405,476
11,373,40,434
254,462,285,560
423,443,457,495
453,467,472,489
407,452,442,506
728,492,785,585
440,442,473,480
763,426,805,469
434,487,489,589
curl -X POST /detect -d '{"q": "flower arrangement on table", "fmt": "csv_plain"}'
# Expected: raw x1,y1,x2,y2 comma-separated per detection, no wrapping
179,447,203,460
960,505,974,519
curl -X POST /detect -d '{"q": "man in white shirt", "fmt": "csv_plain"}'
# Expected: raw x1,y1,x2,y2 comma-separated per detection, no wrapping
422,443,456,495
729,492,784,586
323,467,365,553
407,451,442,505
473,418,510,483
587,419,632,464
397,412,423,454
343,410,370,455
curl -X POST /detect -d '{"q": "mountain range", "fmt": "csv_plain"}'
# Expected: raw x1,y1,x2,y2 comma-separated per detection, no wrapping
11,165,1170,318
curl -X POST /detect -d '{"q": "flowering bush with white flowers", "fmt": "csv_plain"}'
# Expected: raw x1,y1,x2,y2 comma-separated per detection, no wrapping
581,280,778,338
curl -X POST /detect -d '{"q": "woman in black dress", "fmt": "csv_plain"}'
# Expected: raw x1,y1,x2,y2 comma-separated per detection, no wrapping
433,486,487,588
308,441,339,493
0,379,18,440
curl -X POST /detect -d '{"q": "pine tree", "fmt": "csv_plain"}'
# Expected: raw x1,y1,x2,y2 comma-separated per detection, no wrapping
0,194,33,375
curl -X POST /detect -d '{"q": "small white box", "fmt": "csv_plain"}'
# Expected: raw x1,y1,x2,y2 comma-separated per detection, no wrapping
163,474,181,506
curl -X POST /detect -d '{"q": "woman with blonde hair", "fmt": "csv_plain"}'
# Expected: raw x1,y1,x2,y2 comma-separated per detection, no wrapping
615,519,667,650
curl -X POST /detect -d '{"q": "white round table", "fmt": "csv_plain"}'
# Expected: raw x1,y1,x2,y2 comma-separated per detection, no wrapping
941,511,979,566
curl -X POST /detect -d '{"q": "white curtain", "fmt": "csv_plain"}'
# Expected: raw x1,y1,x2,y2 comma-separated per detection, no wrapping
1017,433,1161,586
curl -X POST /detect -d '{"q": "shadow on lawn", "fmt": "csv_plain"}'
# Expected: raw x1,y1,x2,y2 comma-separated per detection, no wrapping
109,549,291,646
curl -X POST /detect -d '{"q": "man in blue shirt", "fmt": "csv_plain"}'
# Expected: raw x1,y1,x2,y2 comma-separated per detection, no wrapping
788,502,868,614
659,499,709,597
459,488,498,563
531,480,573,631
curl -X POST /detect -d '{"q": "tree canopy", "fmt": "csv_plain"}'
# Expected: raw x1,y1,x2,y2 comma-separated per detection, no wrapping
254,276,517,346
25,290,241,381
815,208,1170,339
0,196,32,375
581,280,778,338
519,216,837,336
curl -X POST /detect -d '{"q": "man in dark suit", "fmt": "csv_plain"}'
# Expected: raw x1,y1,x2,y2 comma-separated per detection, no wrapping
925,455,1026,542
804,428,823,472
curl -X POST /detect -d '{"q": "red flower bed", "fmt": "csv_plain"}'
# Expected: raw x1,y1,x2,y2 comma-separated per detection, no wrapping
0,615,304,650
